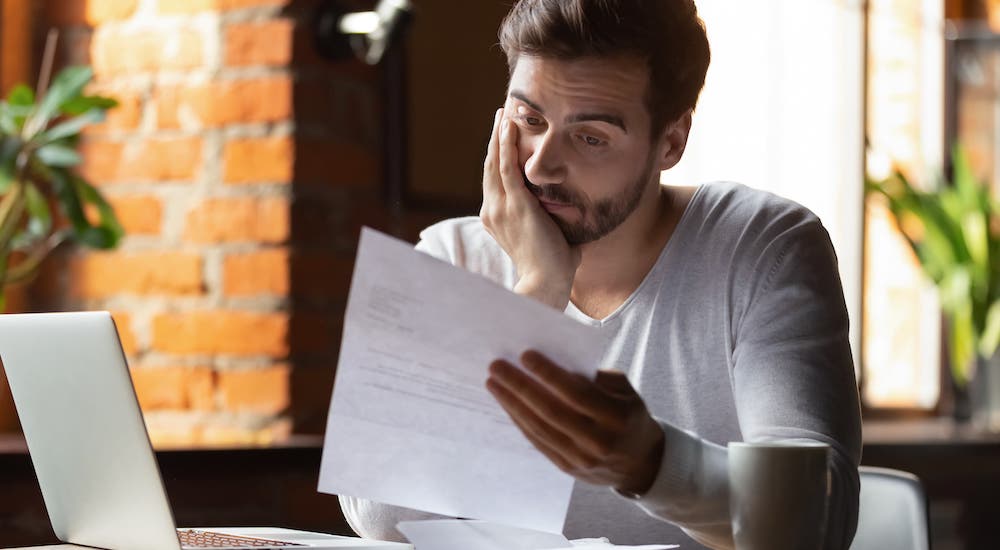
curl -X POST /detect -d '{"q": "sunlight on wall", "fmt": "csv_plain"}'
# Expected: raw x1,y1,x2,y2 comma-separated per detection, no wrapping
664,0,866,372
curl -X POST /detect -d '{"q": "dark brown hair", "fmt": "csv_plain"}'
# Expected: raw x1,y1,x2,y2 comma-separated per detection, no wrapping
499,0,711,139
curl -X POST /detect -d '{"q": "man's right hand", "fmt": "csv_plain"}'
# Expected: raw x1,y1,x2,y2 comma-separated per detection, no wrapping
479,108,580,310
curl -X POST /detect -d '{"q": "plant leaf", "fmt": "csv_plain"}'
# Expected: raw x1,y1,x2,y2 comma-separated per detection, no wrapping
980,300,1000,359
0,102,32,134
60,95,118,117
73,175,123,249
35,143,82,167
0,181,26,251
0,104,16,135
6,84,34,106
24,66,93,139
9,182,52,251
950,303,976,387
36,109,106,145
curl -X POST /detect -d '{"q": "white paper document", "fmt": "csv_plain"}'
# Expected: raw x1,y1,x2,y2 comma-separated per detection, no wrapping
396,520,678,550
396,520,571,550
319,228,606,533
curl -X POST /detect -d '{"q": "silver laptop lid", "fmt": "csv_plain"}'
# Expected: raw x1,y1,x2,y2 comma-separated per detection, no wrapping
0,311,182,550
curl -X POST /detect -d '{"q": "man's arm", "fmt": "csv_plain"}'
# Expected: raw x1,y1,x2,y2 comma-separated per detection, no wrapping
625,221,862,549
488,221,862,550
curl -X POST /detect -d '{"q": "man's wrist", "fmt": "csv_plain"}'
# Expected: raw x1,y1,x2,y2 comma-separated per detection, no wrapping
614,426,666,499
513,272,572,310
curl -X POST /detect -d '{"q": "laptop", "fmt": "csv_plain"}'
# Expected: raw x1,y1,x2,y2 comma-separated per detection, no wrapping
0,311,411,550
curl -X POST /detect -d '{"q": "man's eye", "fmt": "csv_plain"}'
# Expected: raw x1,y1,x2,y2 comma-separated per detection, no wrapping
525,116,543,126
582,135,605,147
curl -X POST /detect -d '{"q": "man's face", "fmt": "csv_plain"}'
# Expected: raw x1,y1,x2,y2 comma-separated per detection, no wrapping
505,55,661,245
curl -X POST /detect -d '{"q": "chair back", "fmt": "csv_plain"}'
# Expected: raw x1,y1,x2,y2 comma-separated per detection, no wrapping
850,466,930,550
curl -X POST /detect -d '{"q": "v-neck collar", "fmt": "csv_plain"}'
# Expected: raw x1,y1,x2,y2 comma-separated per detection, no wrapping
565,184,705,326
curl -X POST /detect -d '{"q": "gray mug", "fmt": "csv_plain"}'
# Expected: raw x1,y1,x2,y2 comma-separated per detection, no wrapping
728,441,831,550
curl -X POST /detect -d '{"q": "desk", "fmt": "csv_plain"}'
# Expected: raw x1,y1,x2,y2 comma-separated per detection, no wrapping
0,435,349,548
3,421,999,549
862,418,1000,549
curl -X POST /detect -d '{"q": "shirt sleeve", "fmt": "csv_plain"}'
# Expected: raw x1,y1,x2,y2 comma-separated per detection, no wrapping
339,495,453,542
628,221,862,550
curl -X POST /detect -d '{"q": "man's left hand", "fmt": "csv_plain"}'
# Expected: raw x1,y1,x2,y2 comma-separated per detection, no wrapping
486,350,666,496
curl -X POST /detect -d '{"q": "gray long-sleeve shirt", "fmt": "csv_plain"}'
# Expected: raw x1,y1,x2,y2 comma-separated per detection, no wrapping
340,182,862,549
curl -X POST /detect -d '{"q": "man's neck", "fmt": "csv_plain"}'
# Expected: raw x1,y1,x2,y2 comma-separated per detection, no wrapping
570,184,688,315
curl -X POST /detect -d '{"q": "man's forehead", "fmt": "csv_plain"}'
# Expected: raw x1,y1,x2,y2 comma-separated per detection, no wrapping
506,55,648,114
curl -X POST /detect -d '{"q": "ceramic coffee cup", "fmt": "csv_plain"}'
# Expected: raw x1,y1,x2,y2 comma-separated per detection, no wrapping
728,441,831,550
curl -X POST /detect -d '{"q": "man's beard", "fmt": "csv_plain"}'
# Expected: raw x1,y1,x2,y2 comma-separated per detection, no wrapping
524,159,656,245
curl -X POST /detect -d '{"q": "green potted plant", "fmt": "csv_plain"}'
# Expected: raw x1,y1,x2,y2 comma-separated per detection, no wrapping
0,65,123,311
867,147,1000,428
0,63,123,433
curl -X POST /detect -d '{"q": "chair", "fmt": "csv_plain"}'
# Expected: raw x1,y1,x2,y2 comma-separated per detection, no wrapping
850,466,930,550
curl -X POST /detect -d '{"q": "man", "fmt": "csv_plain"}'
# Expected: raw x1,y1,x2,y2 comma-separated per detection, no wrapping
341,0,862,548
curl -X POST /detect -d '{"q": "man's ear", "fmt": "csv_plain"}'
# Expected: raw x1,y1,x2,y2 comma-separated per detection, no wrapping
656,109,693,171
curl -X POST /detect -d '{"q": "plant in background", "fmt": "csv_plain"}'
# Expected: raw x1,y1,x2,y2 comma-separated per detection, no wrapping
867,147,1000,389
0,66,123,311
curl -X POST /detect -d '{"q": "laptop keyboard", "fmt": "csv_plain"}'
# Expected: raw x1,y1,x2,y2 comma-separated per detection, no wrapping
178,529,306,548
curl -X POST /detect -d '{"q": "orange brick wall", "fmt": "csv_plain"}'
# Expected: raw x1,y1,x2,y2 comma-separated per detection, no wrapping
23,0,427,446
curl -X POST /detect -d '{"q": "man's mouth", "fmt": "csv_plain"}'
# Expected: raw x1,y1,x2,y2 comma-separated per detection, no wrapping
536,198,573,214
524,178,576,214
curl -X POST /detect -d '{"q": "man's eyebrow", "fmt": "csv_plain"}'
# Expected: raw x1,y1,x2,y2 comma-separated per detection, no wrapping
509,91,544,114
567,112,627,134
508,90,628,134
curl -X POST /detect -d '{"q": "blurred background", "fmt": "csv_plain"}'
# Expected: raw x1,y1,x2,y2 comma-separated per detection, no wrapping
1,0,999,548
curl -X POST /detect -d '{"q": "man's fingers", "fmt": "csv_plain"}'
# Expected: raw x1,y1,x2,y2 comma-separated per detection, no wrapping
498,117,529,198
486,376,579,469
488,360,617,456
594,369,637,397
482,108,505,202
520,351,622,422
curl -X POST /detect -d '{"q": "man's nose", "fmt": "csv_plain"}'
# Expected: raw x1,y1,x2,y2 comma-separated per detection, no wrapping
523,130,567,186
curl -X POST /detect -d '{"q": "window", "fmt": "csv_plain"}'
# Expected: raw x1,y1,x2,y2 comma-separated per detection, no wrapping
665,0,866,370
665,0,946,411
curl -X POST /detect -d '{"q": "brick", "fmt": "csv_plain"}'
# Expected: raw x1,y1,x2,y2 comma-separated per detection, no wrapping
223,136,293,184
157,77,292,129
217,364,290,414
85,89,143,133
225,19,294,67
110,311,139,356
70,252,204,298
80,137,202,183
131,366,215,411
223,249,289,297
46,0,139,26
159,0,290,14
104,195,163,235
151,311,290,356
183,197,289,244
92,27,203,76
